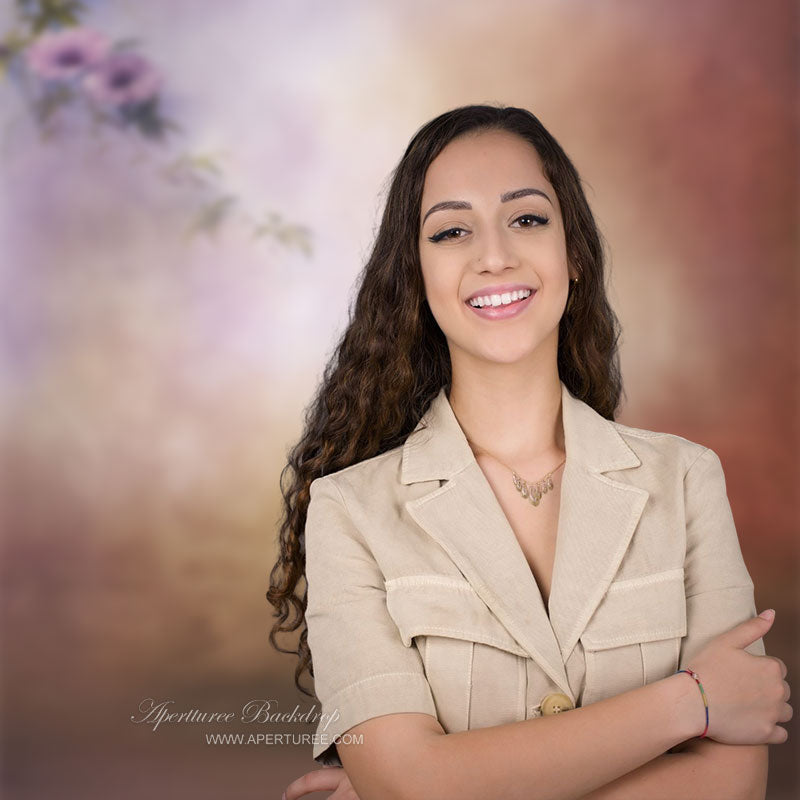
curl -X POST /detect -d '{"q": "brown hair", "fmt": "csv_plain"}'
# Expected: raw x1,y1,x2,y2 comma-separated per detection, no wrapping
266,104,623,697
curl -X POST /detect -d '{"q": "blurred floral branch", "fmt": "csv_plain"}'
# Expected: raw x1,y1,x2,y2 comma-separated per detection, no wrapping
0,0,312,254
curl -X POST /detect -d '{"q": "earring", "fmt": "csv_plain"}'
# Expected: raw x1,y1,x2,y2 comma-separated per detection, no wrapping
566,276,579,312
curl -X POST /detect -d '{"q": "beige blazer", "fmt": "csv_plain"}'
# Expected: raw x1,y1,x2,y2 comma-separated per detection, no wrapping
304,381,765,767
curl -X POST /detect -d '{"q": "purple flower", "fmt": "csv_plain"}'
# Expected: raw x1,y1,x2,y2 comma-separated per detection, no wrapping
25,27,111,80
82,51,162,107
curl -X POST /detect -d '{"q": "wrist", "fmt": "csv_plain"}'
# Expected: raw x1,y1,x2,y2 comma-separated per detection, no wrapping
659,671,708,743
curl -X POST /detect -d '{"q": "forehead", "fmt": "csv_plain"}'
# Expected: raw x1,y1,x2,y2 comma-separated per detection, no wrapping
421,129,551,201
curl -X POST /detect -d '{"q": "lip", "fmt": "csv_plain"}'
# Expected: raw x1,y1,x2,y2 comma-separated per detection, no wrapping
465,282,534,302
465,288,536,320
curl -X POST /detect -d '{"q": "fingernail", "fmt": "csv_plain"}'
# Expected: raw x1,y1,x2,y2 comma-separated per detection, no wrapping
282,794,286,800
759,609,775,620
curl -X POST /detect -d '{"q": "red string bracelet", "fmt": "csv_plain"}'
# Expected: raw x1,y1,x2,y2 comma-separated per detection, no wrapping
676,668,709,738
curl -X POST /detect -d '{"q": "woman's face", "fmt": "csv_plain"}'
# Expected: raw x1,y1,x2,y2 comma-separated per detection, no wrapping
418,129,574,370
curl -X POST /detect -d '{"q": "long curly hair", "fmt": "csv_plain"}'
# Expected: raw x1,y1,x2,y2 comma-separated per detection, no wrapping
266,104,623,697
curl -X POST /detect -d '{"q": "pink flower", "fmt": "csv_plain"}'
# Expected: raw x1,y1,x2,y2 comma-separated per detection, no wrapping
25,27,111,81
82,51,162,107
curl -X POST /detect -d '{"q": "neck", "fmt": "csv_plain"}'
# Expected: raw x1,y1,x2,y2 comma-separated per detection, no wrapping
447,363,565,473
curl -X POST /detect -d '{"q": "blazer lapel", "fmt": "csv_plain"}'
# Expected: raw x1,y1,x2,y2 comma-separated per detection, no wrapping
548,386,650,662
401,381,649,699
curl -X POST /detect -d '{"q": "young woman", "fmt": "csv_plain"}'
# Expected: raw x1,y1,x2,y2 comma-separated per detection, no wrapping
268,105,791,800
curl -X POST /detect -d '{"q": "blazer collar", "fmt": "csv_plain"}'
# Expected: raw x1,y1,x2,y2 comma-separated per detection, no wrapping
400,381,649,701
401,381,640,483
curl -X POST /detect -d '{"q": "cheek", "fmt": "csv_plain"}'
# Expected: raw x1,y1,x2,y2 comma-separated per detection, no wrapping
539,239,570,276
420,259,457,314
425,289,457,335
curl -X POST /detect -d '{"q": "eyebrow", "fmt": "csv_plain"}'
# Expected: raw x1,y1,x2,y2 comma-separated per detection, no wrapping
421,187,553,224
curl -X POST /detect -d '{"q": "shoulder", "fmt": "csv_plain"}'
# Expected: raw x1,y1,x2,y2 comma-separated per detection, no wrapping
609,419,713,477
309,442,406,505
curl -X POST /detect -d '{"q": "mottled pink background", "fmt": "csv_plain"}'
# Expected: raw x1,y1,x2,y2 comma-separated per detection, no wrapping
1,0,797,798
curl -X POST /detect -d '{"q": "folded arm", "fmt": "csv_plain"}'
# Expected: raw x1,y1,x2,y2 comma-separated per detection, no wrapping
578,739,768,800
337,673,717,800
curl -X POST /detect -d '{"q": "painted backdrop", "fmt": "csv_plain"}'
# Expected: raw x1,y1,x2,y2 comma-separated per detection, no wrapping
1,1,797,798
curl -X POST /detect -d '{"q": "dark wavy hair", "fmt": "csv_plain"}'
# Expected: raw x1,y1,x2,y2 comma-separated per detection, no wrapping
266,104,623,697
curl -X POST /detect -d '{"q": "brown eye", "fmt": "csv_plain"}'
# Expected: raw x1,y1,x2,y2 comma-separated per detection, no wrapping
512,213,549,228
428,227,468,243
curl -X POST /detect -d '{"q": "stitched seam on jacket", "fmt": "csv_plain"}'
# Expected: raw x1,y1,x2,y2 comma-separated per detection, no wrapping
411,462,473,503
584,649,597,705
465,641,474,726
517,657,526,720
606,568,684,592
310,478,384,612
613,424,668,440
385,575,473,591
639,643,646,684
641,642,647,680
683,445,712,482
407,626,524,653
330,671,430,698
685,583,754,599
584,627,684,648
329,476,355,522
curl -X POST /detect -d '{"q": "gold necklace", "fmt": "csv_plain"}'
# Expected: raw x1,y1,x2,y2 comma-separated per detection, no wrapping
468,441,566,507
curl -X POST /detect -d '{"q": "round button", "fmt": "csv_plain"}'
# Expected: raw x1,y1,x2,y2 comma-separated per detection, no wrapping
540,692,574,715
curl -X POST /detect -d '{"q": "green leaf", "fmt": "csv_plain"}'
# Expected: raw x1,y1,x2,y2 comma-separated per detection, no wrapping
252,212,313,255
186,195,238,239
21,0,86,33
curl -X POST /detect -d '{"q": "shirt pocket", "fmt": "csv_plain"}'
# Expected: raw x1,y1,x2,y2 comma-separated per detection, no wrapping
580,567,687,705
385,576,528,733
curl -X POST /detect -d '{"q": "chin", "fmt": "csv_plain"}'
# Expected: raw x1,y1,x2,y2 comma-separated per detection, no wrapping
471,343,543,366
447,324,557,366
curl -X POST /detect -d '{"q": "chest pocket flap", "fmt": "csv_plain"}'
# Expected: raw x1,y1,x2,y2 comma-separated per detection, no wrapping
385,575,528,657
581,567,687,650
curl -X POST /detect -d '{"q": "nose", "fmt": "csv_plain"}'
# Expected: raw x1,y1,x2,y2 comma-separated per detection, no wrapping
474,225,520,272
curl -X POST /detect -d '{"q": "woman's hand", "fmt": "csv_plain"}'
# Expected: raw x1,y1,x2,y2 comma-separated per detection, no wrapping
684,610,792,745
282,765,361,800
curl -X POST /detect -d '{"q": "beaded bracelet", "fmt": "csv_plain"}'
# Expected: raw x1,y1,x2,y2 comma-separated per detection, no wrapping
675,668,709,738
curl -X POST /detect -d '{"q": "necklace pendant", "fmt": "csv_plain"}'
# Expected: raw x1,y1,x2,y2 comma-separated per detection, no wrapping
504,459,565,509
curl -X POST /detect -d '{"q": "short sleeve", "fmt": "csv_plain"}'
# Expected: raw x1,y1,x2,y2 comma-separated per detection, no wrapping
679,447,766,670
304,476,437,767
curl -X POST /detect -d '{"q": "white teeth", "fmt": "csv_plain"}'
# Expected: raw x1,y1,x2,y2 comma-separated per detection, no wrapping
468,288,532,308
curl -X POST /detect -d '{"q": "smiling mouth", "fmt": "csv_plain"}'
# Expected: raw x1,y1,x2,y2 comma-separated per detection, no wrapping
467,288,532,308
